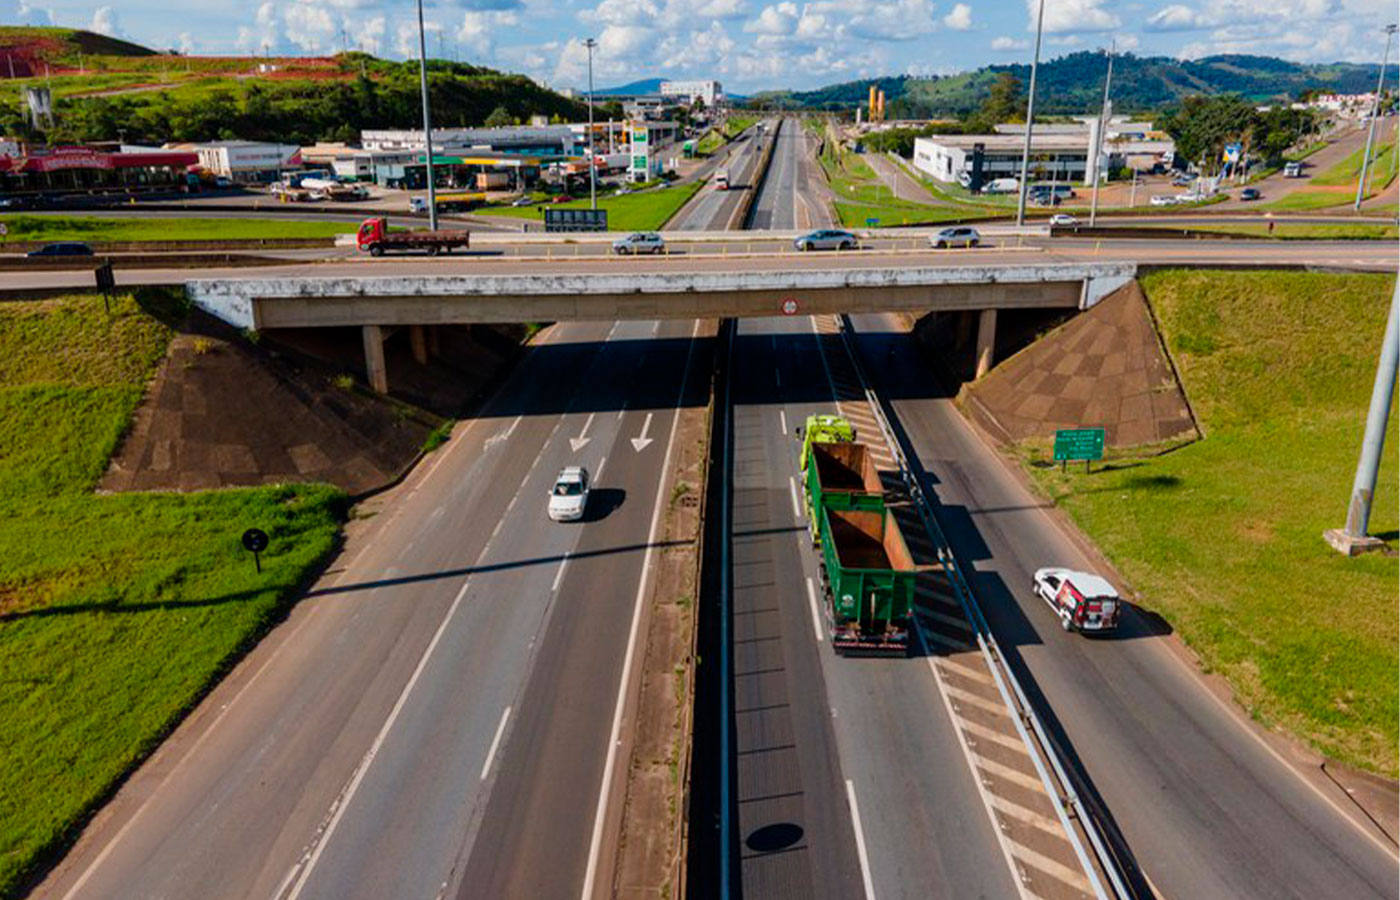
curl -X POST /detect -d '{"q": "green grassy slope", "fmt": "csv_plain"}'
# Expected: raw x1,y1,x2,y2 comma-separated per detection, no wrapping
1022,270,1398,776
0,291,345,896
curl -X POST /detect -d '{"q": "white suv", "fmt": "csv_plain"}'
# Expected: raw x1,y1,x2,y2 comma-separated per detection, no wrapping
548,466,590,522
929,226,981,249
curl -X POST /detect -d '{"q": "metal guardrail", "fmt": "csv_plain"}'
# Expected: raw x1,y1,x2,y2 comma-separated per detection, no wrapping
833,313,1134,900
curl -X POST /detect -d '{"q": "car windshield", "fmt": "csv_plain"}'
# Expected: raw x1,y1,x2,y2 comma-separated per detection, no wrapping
554,481,582,497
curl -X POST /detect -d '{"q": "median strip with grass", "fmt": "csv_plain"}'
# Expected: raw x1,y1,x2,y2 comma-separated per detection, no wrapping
473,181,702,232
1136,221,1399,240
0,214,356,244
1019,269,1397,776
0,290,345,896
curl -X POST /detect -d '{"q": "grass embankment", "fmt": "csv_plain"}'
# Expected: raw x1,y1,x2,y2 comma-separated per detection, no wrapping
0,215,355,243
0,291,345,895
817,141,985,227
1021,270,1398,776
1140,222,1399,240
695,129,725,156
1310,141,1397,187
474,181,702,231
723,115,757,138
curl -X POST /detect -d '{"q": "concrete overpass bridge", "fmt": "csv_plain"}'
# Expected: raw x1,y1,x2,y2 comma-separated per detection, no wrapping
186,261,1136,393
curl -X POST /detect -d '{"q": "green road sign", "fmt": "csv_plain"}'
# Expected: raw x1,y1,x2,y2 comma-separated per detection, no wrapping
1053,427,1105,462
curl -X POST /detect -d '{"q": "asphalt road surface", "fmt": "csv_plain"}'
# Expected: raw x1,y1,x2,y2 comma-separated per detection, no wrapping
846,310,1400,900
670,123,770,231
38,317,705,900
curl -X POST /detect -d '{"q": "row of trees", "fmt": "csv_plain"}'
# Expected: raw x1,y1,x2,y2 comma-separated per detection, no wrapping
1158,95,1320,171
0,62,588,145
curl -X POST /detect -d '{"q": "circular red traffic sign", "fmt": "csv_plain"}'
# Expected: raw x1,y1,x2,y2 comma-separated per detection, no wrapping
781,297,799,316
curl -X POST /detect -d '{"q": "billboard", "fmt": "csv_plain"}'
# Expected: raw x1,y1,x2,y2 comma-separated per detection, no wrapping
544,208,609,232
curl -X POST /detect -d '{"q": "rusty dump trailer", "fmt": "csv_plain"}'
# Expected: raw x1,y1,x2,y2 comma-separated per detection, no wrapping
818,506,916,656
803,441,885,542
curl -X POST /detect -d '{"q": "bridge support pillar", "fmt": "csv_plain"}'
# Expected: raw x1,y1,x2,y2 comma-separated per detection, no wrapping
409,324,429,365
427,324,441,357
362,324,389,394
974,308,997,379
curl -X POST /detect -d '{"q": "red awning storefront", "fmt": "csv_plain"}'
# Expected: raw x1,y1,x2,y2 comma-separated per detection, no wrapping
0,148,200,174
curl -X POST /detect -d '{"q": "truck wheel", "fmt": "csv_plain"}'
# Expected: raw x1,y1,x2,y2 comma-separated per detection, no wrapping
1061,616,1073,632
427,245,440,257
370,245,384,257
969,239,979,248
441,247,452,256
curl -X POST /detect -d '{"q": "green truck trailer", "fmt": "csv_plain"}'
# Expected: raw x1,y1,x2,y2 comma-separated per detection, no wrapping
797,414,915,655
819,505,917,655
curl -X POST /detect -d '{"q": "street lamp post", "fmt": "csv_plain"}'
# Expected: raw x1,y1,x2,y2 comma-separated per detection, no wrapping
584,37,598,211
1089,43,1114,227
1355,23,1397,212
1015,0,1048,226
415,0,439,231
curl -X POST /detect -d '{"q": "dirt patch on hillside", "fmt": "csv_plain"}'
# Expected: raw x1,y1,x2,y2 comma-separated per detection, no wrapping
102,312,523,496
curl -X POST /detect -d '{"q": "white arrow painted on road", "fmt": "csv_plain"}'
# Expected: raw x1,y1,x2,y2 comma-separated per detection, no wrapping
569,412,595,452
630,412,655,452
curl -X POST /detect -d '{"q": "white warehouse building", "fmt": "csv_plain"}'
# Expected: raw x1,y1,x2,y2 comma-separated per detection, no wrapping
911,132,1174,191
189,140,302,183
660,80,723,108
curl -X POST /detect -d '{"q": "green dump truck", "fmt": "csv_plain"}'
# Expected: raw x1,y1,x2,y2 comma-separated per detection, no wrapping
797,413,915,655
819,505,916,655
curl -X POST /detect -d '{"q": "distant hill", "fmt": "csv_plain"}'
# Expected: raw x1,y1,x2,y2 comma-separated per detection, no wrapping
748,52,1399,116
0,26,155,75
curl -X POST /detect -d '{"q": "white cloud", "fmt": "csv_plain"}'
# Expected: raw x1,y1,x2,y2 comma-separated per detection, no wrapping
90,5,123,37
745,1,798,35
1026,0,1119,33
991,35,1029,50
943,3,973,30
848,0,939,40
695,0,748,17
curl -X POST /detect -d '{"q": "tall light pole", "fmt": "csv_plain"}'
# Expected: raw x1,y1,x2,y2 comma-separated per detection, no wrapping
1355,23,1397,212
416,0,439,231
1089,42,1114,227
584,37,598,211
1325,279,1399,555
1015,0,1047,226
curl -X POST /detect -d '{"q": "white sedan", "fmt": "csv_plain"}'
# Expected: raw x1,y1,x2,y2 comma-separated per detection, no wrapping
1049,213,1079,226
548,466,590,522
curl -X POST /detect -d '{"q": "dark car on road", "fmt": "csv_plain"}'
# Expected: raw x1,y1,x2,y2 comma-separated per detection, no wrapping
26,242,94,258
1239,188,1261,201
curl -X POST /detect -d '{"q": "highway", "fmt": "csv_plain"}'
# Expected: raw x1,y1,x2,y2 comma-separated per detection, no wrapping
670,122,769,231
845,310,1400,900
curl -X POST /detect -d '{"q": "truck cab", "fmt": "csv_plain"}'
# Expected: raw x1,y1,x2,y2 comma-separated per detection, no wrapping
357,217,390,252
797,414,855,474
714,170,730,190
1033,568,1122,632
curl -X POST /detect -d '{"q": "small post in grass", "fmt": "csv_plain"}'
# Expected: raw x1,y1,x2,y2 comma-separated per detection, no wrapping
94,259,115,315
1054,427,1105,474
242,527,270,574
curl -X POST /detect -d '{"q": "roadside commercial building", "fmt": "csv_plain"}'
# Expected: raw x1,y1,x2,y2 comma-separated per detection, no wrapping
0,144,199,195
912,132,1175,190
187,140,302,183
660,80,723,107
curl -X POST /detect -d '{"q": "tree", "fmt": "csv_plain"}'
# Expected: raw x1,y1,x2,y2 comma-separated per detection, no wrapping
1158,95,1255,174
962,72,1022,133
484,105,513,127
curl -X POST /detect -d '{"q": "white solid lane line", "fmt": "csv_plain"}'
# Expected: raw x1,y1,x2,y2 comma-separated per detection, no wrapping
788,476,802,520
845,779,877,900
805,577,824,643
283,574,477,900
480,706,513,782
579,320,699,900
552,556,570,594
779,408,788,436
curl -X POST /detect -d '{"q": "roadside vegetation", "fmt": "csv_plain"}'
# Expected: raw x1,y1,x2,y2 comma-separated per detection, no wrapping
474,181,702,231
1138,221,1398,240
1021,270,1398,776
723,115,757,138
0,215,355,244
0,290,345,896
1309,140,1397,187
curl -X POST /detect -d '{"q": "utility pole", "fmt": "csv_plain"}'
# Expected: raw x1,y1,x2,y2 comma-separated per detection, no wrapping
585,37,598,211
1090,42,1113,227
416,0,439,230
1355,23,1397,212
1015,0,1047,226
1325,279,1399,555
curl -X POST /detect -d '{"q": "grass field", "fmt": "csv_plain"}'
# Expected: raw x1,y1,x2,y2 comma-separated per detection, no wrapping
724,115,757,138
474,181,702,231
1310,140,1398,187
1260,190,1358,211
0,215,355,243
1021,270,1398,776
0,291,345,896
1138,222,1399,240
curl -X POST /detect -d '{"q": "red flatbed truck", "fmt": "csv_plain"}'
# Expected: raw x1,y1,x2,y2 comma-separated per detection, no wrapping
356,217,470,257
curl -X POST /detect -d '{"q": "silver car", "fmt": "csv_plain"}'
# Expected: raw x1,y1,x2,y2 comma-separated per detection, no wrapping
929,226,981,249
793,229,858,251
612,232,666,255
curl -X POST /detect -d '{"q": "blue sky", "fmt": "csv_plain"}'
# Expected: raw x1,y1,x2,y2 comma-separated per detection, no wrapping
1,0,1394,92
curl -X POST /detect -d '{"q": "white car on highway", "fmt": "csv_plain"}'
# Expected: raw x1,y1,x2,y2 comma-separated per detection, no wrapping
612,232,666,255
548,466,590,522
1149,194,1179,207
929,226,981,249
1033,567,1122,633
1048,213,1079,227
